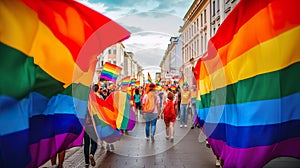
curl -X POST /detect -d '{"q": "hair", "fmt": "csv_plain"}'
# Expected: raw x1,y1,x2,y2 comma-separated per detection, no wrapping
149,83,156,91
167,92,174,100
135,88,140,95
93,84,99,92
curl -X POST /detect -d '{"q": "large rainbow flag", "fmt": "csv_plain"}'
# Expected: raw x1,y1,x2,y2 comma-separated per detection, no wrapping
0,0,130,167
194,0,300,167
89,90,135,137
99,62,122,83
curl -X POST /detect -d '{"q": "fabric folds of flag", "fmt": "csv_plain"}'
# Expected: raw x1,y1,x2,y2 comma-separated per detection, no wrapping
147,72,152,83
194,0,300,167
0,0,130,167
99,62,122,83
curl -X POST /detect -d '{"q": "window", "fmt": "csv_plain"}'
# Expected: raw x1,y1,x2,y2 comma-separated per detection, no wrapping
113,49,116,54
204,10,207,23
197,39,199,56
197,18,199,30
204,33,207,51
213,1,215,16
201,14,203,27
108,49,111,54
201,36,203,54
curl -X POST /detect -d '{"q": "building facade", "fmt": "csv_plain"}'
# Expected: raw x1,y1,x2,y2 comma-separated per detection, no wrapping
180,0,240,86
160,36,182,85
93,43,142,84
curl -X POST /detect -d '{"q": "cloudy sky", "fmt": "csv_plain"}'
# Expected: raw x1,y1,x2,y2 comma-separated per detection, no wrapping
77,0,193,72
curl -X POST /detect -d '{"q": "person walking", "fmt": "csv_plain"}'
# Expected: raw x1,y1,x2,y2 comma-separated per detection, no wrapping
161,92,177,142
134,88,142,118
51,150,66,168
142,83,161,142
180,86,191,128
83,112,98,168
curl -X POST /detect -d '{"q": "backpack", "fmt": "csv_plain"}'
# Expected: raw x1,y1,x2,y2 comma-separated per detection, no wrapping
143,91,156,113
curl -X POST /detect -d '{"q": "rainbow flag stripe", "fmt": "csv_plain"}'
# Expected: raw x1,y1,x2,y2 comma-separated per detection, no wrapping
100,62,122,83
178,75,185,87
0,0,129,167
131,78,137,85
120,76,131,86
194,0,300,167
147,72,152,83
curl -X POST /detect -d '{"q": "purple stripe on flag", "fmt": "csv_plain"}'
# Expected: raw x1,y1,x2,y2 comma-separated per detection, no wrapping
207,137,300,168
27,130,84,167
127,106,136,130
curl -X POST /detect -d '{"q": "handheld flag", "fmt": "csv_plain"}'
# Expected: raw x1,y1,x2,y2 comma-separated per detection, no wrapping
147,72,152,83
99,62,122,83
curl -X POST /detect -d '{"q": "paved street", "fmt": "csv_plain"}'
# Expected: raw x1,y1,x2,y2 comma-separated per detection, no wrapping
41,114,300,168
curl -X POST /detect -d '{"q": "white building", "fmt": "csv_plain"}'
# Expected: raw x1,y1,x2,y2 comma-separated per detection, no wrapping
160,36,182,85
93,43,142,84
179,0,240,86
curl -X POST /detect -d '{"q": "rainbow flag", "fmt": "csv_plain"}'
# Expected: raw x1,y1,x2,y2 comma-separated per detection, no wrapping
120,76,131,87
156,78,161,85
100,62,122,83
194,0,300,167
88,92,122,143
178,75,185,87
147,72,152,83
113,91,136,131
0,0,130,167
89,91,135,133
131,78,137,85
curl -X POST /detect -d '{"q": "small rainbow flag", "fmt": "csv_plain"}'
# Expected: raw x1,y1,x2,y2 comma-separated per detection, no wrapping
178,74,187,87
194,0,300,167
100,62,122,83
147,72,152,83
131,78,137,85
156,78,161,85
0,0,130,167
120,76,131,87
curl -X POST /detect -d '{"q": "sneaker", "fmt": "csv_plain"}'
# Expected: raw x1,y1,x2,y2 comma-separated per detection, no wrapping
191,125,195,129
180,125,183,128
85,164,89,168
151,135,155,142
89,154,96,166
165,136,169,140
170,138,174,143
184,125,187,128
216,159,221,167
206,141,211,148
176,117,180,121
145,137,150,141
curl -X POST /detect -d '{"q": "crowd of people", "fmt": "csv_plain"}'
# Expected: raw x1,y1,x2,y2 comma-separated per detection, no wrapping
50,81,202,168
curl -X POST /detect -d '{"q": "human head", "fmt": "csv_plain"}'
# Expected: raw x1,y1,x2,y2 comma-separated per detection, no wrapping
167,92,174,100
149,83,156,91
92,84,99,92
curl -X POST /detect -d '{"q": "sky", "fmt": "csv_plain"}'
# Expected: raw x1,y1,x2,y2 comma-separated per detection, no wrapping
77,0,194,78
